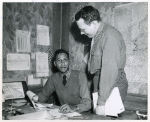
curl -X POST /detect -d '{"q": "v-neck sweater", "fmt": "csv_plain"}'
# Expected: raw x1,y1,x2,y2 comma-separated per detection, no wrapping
37,70,91,112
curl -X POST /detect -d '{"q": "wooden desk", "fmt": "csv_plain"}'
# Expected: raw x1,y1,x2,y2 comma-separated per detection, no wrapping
2,99,139,120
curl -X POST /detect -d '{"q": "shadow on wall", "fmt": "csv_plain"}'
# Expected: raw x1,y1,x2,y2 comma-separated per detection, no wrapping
70,21,92,46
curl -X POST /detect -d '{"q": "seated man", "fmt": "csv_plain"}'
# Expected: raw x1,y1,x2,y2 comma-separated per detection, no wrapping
33,49,91,113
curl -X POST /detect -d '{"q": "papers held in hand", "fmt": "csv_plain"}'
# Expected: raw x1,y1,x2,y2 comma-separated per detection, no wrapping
93,87,125,117
26,90,53,108
105,87,125,117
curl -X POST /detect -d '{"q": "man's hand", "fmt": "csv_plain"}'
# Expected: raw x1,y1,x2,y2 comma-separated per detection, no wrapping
32,95,39,103
95,105,105,116
59,104,77,114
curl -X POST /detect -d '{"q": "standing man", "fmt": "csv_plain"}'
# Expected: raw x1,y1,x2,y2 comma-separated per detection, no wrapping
32,49,91,113
75,6,128,115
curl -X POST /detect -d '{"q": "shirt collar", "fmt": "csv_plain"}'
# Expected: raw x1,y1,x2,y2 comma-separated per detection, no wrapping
93,21,104,41
59,69,71,80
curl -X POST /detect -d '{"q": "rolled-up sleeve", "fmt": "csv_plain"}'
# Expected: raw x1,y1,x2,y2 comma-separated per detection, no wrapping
97,35,120,106
37,77,55,103
77,72,92,112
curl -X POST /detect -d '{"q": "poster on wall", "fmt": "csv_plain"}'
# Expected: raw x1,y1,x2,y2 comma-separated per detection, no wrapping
36,52,49,77
37,25,50,46
16,29,30,52
7,53,30,70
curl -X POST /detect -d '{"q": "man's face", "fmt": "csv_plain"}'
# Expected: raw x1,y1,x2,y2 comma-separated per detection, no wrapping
54,53,69,73
76,18,97,38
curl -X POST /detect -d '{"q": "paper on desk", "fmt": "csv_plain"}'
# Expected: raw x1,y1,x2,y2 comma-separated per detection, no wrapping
64,112,82,117
14,99,27,103
49,108,82,118
105,87,125,117
40,110,54,120
9,102,27,107
49,109,62,118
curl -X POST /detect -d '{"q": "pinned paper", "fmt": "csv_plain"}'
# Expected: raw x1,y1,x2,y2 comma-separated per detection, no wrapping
7,53,30,70
37,25,50,46
27,75,41,85
16,29,30,52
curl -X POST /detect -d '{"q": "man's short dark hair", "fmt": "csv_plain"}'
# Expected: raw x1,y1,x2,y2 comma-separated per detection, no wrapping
53,49,69,61
75,6,101,24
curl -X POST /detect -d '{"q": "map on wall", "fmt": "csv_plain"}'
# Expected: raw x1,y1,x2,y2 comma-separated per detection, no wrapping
114,2,148,95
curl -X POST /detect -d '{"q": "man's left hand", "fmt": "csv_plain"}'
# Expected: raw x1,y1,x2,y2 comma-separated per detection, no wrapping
95,105,105,116
59,104,76,114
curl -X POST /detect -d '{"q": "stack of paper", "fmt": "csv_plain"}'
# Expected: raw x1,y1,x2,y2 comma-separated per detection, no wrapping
93,87,125,117
92,92,98,112
105,87,125,117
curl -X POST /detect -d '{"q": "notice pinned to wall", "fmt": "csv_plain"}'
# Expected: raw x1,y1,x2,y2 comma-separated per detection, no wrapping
36,52,49,77
16,29,30,52
7,53,30,70
37,25,50,46
27,75,41,85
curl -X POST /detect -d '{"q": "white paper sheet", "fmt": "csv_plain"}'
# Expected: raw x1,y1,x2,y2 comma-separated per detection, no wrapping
16,29,31,52
105,87,125,117
37,25,50,46
36,52,49,72
7,53,30,70
2,82,25,100
27,75,41,85
49,108,82,118
93,87,125,117
92,92,98,113
9,102,27,107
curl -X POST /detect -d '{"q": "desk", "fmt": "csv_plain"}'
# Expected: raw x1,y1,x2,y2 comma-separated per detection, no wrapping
2,99,139,120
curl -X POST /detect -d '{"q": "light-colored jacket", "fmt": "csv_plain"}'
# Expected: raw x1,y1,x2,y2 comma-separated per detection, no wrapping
88,22,128,105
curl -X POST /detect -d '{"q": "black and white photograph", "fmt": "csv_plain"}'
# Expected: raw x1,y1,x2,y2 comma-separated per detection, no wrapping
1,1,148,120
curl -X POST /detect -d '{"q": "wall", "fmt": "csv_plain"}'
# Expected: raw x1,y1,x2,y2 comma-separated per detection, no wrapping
3,3,63,82
3,3,53,80
114,3,148,95
69,2,148,95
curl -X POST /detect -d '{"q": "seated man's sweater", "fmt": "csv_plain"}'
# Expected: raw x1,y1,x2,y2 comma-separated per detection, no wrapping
37,70,91,112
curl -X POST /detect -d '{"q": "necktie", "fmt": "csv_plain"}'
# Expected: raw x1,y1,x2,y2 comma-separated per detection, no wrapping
63,75,67,86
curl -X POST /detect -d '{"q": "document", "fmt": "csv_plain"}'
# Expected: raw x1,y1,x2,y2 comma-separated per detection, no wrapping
37,25,50,45
16,29,30,52
94,87,125,117
49,108,82,118
2,82,25,100
36,52,49,77
105,87,125,117
92,92,98,112
7,53,30,70
27,75,41,85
